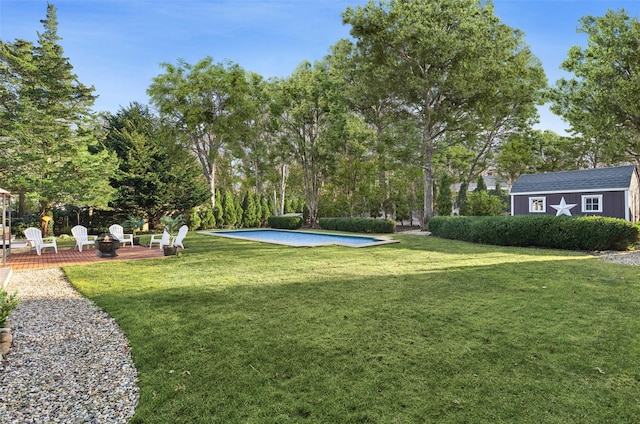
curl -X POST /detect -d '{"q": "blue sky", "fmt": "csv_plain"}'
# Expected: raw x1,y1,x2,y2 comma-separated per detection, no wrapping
1,0,639,135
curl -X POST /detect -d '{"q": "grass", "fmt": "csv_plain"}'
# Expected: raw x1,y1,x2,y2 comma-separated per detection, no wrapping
63,232,640,423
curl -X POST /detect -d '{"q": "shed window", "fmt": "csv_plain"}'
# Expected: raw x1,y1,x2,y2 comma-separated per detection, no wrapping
529,197,546,213
582,195,603,213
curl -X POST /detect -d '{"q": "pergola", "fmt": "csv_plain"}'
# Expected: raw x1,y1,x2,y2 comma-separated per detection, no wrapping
1,188,10,267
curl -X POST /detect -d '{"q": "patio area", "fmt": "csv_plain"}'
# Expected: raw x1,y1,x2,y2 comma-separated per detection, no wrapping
4,245,166,271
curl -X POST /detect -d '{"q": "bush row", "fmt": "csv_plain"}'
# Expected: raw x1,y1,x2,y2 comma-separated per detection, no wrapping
428,215,639,251
318,217,395,233
267,215,304,230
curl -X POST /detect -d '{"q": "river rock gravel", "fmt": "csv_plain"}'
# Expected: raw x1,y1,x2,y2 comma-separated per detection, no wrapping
0,268,139,423
596,250,640,266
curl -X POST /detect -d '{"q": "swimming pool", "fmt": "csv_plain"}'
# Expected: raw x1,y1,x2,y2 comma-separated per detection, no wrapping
201,229,398,248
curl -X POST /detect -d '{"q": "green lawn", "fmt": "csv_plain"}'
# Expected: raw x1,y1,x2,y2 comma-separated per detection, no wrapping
63,232,640,423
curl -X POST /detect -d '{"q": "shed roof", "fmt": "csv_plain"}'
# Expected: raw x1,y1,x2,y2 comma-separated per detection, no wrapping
510,165,637,194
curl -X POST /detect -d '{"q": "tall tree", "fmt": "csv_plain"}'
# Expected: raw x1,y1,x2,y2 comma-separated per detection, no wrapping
102,103,209,227
343,0,546,227
551,9,640,165
147,57,251,211
0,4,114,231
495,132,537,187
275,60,345,227
234,73,277,195
435,174,453,216
329,38,401,218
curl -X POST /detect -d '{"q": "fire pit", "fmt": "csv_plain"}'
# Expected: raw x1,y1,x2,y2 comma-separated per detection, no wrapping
95,233,121,258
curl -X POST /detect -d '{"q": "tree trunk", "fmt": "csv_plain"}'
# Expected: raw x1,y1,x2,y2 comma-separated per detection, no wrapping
278,163,288,215
272,190,278,216
209,166,216,212
422,147,434,229
18,190,26,218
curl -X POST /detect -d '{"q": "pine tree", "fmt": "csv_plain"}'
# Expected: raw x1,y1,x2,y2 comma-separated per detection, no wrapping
0,4,114,229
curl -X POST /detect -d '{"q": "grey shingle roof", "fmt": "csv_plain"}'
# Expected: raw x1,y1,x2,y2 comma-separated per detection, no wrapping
510,165,637,194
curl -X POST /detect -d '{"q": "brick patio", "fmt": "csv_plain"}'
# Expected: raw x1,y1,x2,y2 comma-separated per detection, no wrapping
4,244,166,271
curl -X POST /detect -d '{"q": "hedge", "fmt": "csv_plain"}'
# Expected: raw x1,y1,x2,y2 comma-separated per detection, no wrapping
267,215,303,230
318,217,395,233
428,215,639,251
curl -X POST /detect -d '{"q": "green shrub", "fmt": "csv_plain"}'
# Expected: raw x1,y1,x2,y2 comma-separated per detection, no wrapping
189,207,202,231
200,208,216,230
318,217,395,233
0,288,19,327
429,215,639,251
466,191,504,216
268,215,303,230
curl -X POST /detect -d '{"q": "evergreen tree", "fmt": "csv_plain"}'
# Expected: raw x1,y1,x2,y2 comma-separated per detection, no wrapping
189,207,202,231
0,4,114,230
436,174,453,216
234,196,243,227
241,192,258,228
456,181,469,216
103,103,209,227
285,198,295,214
251,193,262,228
201,208,216,229
214,188,224,227
222,190,236,228
489,182,510,214
262,196,272,226
474,176,488,193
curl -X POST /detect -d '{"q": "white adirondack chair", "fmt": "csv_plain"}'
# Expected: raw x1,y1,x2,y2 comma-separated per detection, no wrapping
24,227,58,255
71,225,97,252
149,230,170,249
173,225,189,249
108,224,134,247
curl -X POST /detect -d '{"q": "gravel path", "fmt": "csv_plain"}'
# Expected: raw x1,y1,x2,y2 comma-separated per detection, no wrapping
0,268,139,423
596,250,640,266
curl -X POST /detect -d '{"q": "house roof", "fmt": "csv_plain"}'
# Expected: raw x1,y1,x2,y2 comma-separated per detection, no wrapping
510,165,637,194
452,175,509,192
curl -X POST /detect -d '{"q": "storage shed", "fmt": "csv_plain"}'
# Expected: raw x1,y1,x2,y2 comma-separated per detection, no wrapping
510,165,640,222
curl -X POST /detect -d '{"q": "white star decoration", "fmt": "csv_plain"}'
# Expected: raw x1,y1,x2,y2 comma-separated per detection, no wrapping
550,197,577,216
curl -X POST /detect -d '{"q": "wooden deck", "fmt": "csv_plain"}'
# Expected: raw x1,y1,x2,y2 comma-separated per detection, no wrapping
4,244,166,271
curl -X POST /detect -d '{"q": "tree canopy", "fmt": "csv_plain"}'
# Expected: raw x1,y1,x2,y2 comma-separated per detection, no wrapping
147,57,253,211
12,2,640,229
101,103,209,227
342,0,546,226
0,3,114,229
552,9,640,165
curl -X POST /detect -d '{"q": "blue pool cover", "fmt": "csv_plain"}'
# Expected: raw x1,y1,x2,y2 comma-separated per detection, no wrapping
204,229,398,248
